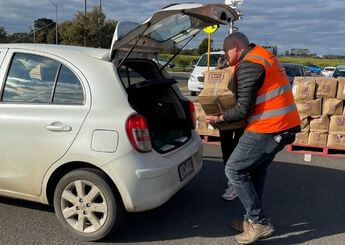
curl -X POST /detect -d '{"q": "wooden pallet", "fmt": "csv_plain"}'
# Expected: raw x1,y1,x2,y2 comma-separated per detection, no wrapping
199,135,220,145
287,143,345,158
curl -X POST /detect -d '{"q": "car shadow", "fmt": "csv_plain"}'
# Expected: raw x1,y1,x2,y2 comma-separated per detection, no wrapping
104,158,345,244
0,196,54,213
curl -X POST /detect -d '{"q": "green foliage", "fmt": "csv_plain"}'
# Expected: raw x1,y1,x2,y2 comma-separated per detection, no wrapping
161,54,199,71
33,18,56,43
278,56,345,67
59,7,116,48
0,26,7,43
197,38,213,55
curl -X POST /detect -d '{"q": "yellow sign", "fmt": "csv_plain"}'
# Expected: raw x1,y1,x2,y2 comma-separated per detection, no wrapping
203,25,218,34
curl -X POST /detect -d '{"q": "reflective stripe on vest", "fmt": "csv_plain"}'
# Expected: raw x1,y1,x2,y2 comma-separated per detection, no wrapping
242,45,301,133
255,83,291,105
248,103,297,123
244,54,272,68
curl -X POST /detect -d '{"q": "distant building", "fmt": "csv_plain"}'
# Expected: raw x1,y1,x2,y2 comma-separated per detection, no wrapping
290,48,310,56
263,45,278,55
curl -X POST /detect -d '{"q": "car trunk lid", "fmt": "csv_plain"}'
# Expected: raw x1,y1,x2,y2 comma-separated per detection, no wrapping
108,3,239,60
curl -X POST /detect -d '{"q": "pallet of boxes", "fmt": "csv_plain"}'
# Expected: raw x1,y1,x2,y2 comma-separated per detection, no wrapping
289,76,345,157
194,67,245,143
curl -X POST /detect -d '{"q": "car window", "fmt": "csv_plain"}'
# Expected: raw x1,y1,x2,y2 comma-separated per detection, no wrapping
2,53,59,103
283,66,302,77
197,54,222,67
118,60,162,89
53,65,84,105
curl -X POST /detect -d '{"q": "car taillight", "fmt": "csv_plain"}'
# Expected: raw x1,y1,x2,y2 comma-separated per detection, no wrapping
126,115,152,153
189,101,196,129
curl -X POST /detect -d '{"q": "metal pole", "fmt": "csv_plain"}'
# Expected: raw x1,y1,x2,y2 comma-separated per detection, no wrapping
84,0,87,46
48,0,58,44
55,4,58,44
99,0,102,11
33,19,36,43
229,21,233,34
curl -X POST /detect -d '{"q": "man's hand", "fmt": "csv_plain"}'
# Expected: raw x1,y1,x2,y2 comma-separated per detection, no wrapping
206,115,224,124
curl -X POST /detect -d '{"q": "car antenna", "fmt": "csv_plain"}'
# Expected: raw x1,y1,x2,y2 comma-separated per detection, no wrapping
117,24,151,68
160,34,196,72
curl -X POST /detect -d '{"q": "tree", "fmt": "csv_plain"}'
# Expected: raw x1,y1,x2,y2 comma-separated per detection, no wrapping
0,26,7,43
33,18,55,43
60,7,117,48
197,38,213,55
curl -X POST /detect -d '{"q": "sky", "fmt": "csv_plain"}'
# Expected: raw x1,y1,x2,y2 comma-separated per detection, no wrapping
1,0,345,55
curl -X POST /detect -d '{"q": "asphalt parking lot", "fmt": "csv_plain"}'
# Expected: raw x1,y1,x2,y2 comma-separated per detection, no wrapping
1,72,345,245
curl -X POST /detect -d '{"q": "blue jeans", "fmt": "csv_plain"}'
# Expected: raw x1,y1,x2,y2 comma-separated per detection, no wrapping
225,131,286,224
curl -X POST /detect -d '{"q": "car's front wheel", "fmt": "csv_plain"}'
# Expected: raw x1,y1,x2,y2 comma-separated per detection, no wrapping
190,91,197,96
53,168,124,241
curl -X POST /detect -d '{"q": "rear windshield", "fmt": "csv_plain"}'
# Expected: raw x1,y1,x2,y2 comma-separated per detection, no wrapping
197,53,223,67
118,59,163,89
283,66,303,77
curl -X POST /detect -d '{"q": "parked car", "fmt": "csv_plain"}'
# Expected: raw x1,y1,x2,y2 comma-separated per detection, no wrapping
306,64,322,75
321,66,336,77
282,63,306,84
304,66,312,76
333,65,345,78
0,3,239,242
187,51,225,96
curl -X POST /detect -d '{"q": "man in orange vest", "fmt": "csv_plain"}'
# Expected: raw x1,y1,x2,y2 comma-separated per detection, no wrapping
206,32,301,244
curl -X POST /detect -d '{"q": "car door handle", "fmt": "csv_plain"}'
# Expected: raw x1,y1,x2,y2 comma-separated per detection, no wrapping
45,123,72,132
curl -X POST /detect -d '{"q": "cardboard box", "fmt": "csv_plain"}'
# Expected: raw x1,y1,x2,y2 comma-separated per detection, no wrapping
336,78,345,100
327,132,345,148
199,67,236,115
294,131,309,144
300,115,310,132
295,99,322,116
196,119,208,136
329,115,345,132
292,77,316,101
310,115,329,132
316,77,338,98
207,123,220,137
308,131,328,146
322,98,343,115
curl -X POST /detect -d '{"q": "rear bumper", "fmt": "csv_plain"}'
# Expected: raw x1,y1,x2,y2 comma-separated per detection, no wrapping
102,132,203,212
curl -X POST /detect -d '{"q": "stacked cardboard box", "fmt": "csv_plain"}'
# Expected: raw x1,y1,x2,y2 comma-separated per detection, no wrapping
196,67,245,137
292,76,345,148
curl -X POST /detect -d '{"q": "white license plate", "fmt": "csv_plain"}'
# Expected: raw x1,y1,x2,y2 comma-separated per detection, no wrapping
178,158,194,181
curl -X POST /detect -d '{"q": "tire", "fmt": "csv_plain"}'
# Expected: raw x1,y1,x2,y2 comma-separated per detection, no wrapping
190,91,197,96
53,168,124,241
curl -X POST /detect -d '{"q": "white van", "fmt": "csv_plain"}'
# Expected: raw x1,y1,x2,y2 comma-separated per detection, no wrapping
187,51,225,96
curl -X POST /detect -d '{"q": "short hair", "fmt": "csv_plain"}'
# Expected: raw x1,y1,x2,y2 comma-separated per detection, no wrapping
224,32,250,50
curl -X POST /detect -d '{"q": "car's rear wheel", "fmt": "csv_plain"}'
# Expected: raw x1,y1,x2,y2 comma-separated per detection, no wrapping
53,168,124,241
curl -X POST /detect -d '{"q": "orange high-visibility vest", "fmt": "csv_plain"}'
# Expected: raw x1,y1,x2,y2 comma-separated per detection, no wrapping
240,45,301,133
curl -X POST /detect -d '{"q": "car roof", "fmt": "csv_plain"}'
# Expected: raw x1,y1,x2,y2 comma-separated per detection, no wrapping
336,64,345,69
0,43,109,61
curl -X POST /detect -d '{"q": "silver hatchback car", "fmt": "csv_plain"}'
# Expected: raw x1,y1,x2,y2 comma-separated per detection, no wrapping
0,3,239,241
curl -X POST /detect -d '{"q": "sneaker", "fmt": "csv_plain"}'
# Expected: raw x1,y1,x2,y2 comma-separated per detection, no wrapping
221,185,238,201
231,219,250,232
235,221,274,244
